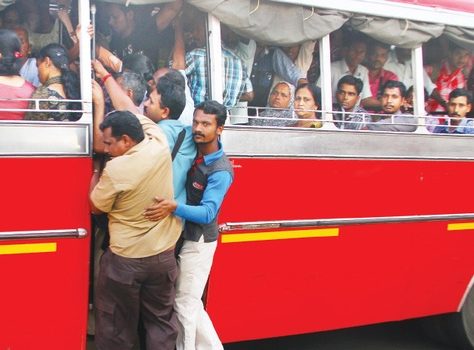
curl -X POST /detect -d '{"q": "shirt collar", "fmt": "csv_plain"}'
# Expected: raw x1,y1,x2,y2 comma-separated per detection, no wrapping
124,137,150,156
159,119,183,127
202,140,224,166
341,59,362,76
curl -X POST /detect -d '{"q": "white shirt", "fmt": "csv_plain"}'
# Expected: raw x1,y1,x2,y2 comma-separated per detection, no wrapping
318,59,372,99
179,69,195,126
19,58,40,87
384,52,436,95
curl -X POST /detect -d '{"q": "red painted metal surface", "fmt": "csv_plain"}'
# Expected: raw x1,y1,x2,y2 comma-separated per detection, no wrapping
388,0,474,13
208,158,474,343
0,157,92,349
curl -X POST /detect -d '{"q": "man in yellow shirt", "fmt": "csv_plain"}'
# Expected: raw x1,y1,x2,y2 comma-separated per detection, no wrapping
89,110,181,350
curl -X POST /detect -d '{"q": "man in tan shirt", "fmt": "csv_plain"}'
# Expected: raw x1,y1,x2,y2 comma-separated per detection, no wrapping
89,110,181,350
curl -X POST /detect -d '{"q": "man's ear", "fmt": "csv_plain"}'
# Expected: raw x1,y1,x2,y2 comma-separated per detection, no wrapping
163,106,170,119
467,103,472,114
216,125,224,136
121,134,135,148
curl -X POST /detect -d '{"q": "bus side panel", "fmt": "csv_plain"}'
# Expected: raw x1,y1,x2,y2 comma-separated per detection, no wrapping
207,158,474,343
0,157,91,350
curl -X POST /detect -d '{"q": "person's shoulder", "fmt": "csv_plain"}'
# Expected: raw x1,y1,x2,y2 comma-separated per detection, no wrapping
354,105,368,114
222,46,240,58
23,79,35,93
384,69,398,79
357,64,369,74
159,119,185,135
188,48,206,56
136,114,168,139
331,59,343,68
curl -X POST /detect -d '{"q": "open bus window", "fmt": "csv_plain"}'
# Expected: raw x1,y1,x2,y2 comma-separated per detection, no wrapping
241,36,318,127
0,0,87,122
420,36,474,134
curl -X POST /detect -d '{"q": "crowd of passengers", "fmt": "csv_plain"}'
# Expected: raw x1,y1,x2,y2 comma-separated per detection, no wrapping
0,0,473,134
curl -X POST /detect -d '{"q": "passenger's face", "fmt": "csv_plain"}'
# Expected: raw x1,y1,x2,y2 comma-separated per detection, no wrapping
395,48,411,63
336,83,359,111
382,87,405,114
269,83,291,109
107,5,131,37
449,48,470,70
144,89,166,122
368,46,389,70
102,127,128,157
294,87,318,118
346,42,367,66
447,96,471,125
191,21,206,48
192,109,222,145
14,29,30,59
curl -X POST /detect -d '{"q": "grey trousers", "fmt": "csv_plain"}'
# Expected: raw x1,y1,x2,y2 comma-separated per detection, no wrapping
95,248,178,350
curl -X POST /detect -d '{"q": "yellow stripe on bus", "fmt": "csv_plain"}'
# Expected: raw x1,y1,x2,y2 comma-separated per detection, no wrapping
0,243,57,255
448,223,474,231
221,228,339,243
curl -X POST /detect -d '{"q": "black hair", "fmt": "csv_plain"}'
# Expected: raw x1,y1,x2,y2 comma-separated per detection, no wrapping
368,40,390,53
194,100,228,126
99,110,144,144
448,41,468,53
343,31,368,48
117,71,147,106
295,83,321,108
449,88,473,104
382,80,407,98
0,29,21,75
161,68,185,89
156,69,186,119
337,75,363,95
37,43,82,119
406,86,429,101
123,53,155,84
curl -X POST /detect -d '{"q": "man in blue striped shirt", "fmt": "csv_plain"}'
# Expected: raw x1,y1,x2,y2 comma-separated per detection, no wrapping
185,17,252,108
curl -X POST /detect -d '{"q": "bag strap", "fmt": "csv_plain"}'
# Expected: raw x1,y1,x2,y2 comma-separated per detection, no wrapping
171,128,186,161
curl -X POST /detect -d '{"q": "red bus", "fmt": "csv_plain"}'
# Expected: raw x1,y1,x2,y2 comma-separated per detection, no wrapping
1,0,474,349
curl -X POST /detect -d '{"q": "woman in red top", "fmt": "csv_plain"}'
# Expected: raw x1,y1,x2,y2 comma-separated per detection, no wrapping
0,29,35,120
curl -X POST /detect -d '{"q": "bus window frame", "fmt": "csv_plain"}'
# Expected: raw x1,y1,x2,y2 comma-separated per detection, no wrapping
207,13,224,105
319,33,336,129
412,45,429,133
0,0,93,157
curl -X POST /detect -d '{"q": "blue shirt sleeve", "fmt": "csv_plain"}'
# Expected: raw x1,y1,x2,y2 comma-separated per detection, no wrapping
174,170,233,224
464,120,474,134
272,48,305,86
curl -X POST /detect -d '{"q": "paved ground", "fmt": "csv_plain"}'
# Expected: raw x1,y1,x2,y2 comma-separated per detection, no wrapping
87,318,457,350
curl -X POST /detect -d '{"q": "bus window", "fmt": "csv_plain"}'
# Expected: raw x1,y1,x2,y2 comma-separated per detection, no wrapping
422,36,474,133
246,40,318,127
97,2,174,70
0,0,90,123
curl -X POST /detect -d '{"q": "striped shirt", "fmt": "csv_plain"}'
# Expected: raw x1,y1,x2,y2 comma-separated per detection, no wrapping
333,104,370,130
185,46,249,108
